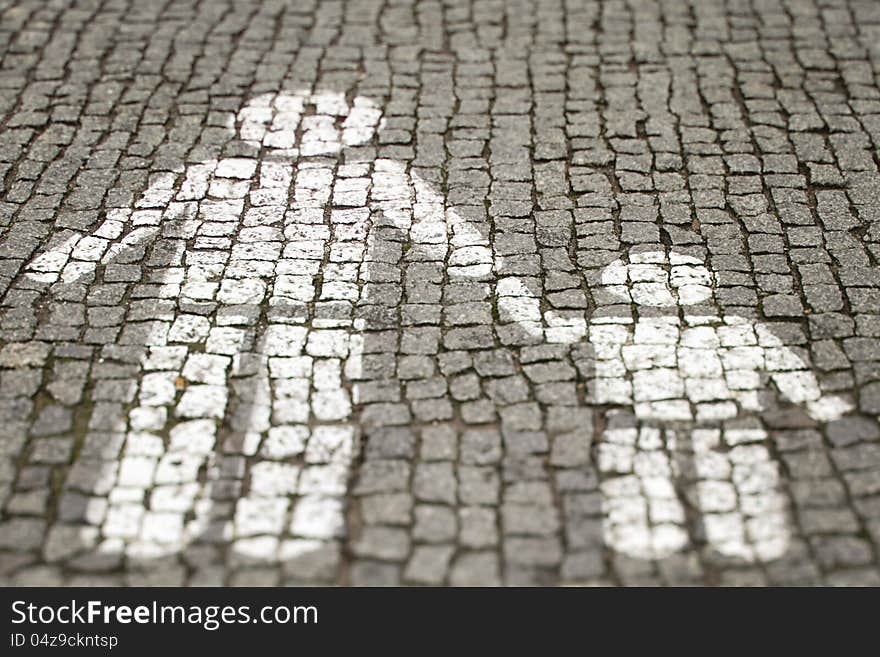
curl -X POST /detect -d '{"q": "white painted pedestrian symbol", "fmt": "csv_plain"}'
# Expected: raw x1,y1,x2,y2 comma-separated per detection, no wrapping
23,90,492,575
505,249,852,562
20,92,854,574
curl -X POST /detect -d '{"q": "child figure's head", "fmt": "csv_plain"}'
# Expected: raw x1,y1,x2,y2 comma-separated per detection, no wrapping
228,90,383,156
600,250,714,307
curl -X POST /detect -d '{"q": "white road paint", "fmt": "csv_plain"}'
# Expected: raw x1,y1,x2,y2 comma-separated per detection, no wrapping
25,91,491,569
589,252,850,561
24,91,852,567
500,249,851,560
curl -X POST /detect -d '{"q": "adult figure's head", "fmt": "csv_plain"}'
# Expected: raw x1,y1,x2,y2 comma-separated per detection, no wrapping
599,249,715,308
228,89,383,156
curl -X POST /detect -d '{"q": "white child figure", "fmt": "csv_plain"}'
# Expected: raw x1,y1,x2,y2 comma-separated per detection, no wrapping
497,247,852,564
20,89,491,576
587,249,852,562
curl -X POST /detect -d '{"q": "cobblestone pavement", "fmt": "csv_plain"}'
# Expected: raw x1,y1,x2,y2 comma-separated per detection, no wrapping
2,0,880,586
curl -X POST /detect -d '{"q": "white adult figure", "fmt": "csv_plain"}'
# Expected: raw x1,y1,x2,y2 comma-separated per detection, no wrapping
21,89,493,578
586,249,852,562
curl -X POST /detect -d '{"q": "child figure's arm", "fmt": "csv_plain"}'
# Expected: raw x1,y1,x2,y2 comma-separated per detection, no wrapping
495,276,588,344
770,369,853,422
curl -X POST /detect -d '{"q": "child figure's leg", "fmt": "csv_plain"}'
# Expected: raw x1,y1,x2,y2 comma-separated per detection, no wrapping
692,421,789,561
598,411,689,559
